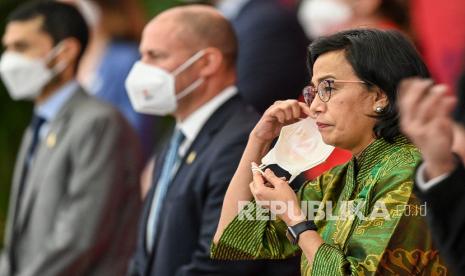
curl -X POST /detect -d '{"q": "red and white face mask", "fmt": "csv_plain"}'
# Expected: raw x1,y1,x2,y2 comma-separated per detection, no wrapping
257,117,334,182
125,50,206,116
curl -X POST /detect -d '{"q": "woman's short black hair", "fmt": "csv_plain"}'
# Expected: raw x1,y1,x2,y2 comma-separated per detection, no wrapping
307,28,430,142
7,0,89,67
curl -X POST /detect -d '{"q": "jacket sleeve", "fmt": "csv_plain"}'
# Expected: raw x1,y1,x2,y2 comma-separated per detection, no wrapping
414,161,465,274
210,178,324,261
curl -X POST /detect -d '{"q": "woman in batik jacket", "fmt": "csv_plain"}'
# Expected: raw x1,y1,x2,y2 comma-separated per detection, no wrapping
211,29,449,275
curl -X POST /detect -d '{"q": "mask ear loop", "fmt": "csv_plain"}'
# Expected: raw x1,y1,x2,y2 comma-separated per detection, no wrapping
44,41,64,63
251,163,265,176
171,49,207,100
251,163,268,175
172,49,206,76
44,41,68,75
175,78,204,100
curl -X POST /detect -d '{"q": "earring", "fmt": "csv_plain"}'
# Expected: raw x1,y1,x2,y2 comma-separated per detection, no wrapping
375,106,384,114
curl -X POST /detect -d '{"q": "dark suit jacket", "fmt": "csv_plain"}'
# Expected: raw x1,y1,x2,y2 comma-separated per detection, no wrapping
129,95,301,276
414,162,465,275
0,89,143,276
232,0,309,113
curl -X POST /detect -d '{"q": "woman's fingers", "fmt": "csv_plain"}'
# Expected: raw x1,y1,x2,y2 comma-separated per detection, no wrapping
249,181,257,200
251,162,265,185
262,168,288,188
251,172,264,187
251,163,268,193
268,100,310,124
282,100,299,121
291,101,301,118
274,110,286,124
298,101,312,117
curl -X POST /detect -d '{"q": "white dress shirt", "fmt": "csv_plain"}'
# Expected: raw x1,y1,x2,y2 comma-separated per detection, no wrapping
415,163,452,191
177,85,238,159
146,86,237,251
35,80,78,140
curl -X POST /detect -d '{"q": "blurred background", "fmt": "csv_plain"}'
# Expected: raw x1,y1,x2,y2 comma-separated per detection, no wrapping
0,0,182,248
1,0,465,248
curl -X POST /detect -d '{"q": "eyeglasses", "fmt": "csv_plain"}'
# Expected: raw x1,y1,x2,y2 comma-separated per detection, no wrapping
302,79,366,105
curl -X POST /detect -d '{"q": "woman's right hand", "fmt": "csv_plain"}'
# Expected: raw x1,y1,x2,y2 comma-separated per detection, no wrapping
214,100,311,244
251,99,312,143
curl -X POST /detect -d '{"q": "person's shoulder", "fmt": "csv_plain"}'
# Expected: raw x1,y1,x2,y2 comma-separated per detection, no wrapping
68,89,127,130
204,96,258,149
380,138,422,170
215,95,260,126
370,138,421,192
230,96,260,119
78,90,119,116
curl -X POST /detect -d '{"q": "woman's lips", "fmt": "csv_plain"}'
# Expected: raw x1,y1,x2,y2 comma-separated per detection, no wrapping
316,122,331,129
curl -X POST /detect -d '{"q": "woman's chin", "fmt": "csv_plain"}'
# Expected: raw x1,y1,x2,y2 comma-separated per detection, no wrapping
321,135,335,147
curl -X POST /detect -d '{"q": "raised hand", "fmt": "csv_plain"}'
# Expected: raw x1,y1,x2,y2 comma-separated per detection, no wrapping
398,78,457,180
251,100,311,144
249,163,304,226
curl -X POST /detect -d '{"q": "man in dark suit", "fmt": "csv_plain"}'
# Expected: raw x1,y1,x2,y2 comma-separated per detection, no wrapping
216,0,309,113
126,5,300,276
399,75,465,275
0,2,142,275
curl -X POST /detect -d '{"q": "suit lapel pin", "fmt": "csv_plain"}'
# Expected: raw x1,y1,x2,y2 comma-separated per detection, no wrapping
46,132,57,148
186,151,196,165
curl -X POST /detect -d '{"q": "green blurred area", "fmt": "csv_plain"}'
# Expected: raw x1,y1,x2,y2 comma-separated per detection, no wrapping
143,0,180,15
0,0,33,249
0,0,181,249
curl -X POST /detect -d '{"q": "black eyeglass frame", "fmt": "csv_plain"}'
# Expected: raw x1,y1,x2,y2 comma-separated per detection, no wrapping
302,79,367,105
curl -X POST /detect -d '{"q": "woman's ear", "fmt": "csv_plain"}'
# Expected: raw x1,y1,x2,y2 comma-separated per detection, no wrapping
198,47,223,77
373,88,389,113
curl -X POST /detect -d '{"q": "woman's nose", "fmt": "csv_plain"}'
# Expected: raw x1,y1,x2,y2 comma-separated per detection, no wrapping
309,96,325,118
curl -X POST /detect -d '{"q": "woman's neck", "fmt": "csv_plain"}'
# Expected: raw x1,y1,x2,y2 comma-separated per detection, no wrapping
352,137,376,159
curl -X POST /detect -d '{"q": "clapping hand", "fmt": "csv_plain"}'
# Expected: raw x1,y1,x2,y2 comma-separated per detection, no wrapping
398,78,457,180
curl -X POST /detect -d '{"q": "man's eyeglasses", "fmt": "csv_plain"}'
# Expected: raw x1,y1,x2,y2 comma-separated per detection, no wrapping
302,79,366,105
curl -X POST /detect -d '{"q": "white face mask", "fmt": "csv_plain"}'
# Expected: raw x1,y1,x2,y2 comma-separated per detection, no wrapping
298,0,352,39
0,43,67,100
125,50,206,116
257,117,334,182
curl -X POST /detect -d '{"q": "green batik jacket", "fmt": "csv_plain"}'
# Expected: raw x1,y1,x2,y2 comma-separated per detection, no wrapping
211,136,448,275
